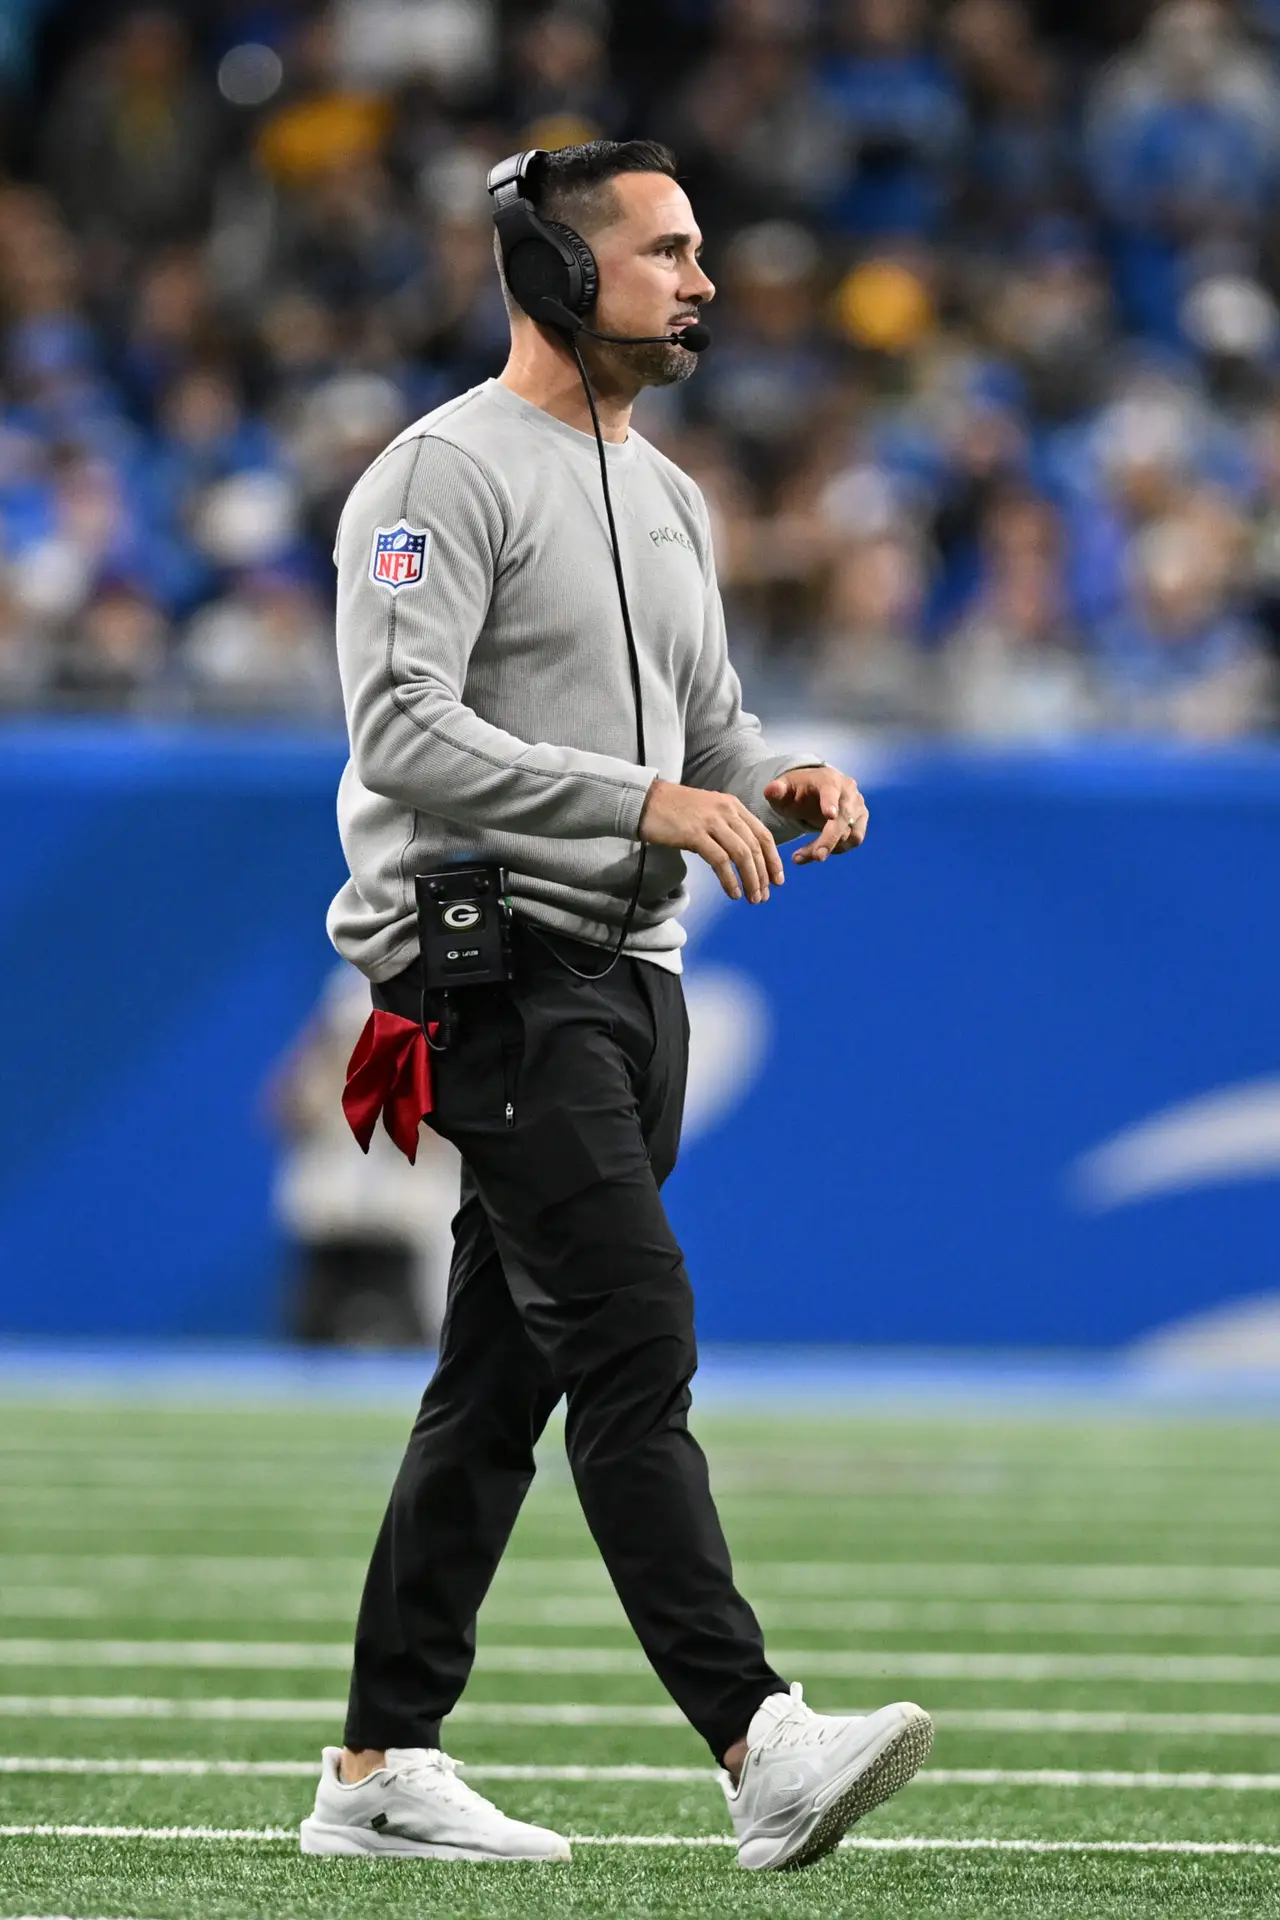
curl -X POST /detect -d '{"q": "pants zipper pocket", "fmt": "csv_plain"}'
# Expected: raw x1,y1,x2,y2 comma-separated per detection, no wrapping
498,995,520,1128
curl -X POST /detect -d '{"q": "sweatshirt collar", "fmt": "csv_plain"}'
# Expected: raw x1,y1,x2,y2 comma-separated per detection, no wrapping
482,378,637,465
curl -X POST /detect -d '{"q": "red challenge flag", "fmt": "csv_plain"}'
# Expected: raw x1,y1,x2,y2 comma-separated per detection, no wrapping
342,1011,440,1164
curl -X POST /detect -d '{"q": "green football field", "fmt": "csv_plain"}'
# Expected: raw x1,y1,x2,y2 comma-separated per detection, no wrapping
2,1392,1280,1919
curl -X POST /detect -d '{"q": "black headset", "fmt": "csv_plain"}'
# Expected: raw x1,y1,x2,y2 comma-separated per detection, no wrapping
487,149,600,335
486,149,712,352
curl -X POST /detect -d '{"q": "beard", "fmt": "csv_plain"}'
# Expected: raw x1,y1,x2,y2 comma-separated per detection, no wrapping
582,334,699,389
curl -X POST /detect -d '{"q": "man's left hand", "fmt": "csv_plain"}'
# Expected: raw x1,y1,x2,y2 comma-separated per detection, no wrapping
763,766,869,865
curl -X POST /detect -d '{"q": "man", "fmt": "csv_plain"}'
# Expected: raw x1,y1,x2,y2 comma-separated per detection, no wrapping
301,140,932,1873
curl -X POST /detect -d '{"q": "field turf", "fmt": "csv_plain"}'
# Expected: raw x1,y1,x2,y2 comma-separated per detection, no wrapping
1,1394,1279,1918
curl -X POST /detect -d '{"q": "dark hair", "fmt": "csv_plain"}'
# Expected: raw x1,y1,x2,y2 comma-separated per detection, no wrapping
532,139,678,236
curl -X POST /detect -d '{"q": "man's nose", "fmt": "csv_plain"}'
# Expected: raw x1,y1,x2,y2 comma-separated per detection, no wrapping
684,264,715,305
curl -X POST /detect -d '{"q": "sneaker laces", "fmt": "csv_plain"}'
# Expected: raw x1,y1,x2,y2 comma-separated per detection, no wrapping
386,1747,499,1815
753,1682,845,1751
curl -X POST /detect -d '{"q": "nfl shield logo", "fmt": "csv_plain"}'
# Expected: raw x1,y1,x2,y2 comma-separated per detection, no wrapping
369,521,430,591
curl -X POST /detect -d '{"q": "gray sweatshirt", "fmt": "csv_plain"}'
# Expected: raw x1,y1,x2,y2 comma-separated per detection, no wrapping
327,379,825,979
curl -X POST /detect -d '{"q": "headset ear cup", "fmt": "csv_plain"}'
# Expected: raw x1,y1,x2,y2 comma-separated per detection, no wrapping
494,200,599,326
545,221,599,315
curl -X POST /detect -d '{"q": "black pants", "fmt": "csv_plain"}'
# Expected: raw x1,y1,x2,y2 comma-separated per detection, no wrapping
344,917,786,1762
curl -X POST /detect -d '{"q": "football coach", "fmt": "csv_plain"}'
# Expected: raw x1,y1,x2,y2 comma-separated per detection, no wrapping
301,140,932,1873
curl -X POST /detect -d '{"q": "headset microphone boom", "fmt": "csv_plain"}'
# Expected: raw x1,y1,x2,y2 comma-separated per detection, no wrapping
576,317,711,353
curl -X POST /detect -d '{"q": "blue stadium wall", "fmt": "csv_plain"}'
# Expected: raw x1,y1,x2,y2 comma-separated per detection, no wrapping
2,720,1278,1349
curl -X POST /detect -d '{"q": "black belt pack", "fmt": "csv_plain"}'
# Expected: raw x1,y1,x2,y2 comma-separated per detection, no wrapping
415,864,514,993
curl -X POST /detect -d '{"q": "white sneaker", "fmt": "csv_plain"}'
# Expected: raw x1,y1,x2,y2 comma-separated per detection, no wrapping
299,1746,571,1863
722,1683,933,1871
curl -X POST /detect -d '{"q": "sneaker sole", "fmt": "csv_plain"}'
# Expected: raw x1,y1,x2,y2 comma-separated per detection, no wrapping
299,1818,571,1863
758,1705,935,1873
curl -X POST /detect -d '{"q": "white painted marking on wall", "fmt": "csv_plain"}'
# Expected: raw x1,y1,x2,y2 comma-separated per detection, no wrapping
1071,1076,1280,1209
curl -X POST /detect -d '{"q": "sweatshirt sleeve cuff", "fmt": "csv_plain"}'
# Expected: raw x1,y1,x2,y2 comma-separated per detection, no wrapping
614,769,663,843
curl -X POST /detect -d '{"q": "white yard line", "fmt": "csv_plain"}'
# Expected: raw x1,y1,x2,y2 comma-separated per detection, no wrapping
0,1470,1259,1500
576,1835,1280,1857
7,1639,1280,1681
920,1770,1280,1790
506,1647,1280,1681
8,1590,1280,1640
0,1494,350,1513
0,1697,347,1721
7,1557,1280,1600
0,1759,700,1781
745,1563,1280,1601
0,1641,355,1670
7,1697,1280,1734
0,1591,358,1626
930,1709,1280,1734
0,1824,297,1840
0,1557,367,1582
3,1824,1280,1857
481,1598,1280,1638
5,1757,1280,1790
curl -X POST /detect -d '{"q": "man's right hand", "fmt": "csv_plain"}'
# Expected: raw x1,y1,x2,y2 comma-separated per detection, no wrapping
638,777,783,904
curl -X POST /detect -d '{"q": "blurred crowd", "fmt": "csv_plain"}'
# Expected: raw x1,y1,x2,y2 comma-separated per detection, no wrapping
0,0,1278,739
